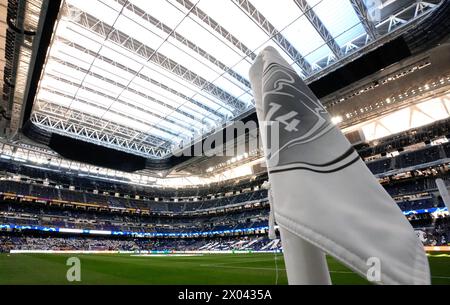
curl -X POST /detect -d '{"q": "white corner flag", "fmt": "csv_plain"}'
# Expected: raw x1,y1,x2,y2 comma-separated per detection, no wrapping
249,46,430,285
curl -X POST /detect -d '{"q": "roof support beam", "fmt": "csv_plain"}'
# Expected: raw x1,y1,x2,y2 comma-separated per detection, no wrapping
32,103,171,158
231,0,313,76
47,57,204,132
305,0,440,82
39,80,188,140
35,95,174,145
115,0,251,90
58,38,233,121
35,101,152,143
349,0,379,41
66,4,248,114
173,0,257,61
293,0,343,59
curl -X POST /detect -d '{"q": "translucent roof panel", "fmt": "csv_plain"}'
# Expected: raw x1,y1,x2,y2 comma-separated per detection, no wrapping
307,0,367,47
251,0,332,65
194,0,270,52
251,0,305,30
280,15,333,65
30,0,440,159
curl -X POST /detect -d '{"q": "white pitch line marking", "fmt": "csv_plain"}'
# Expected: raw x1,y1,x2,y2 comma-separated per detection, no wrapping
199,264,450,279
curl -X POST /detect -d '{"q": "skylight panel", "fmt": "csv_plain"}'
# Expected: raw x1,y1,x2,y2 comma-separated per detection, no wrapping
182,15,253,62
250,0,304,31
48,65,129,102
65,0,121,25
46,83,113,111
208,76,248,100
140,63,236,111
89,65,134,88
230,61,253,85
163,34,251,92
63,78,170,119
35,0,433,157
45,63,208,129
96,39,143,71
138,0,250,67
53,25,232,120
69,23,236,113
175,16,253,68
281,15,332,65
40,77,82,101
153,42,247,101
172,109,216,128
113,15,166,51
49,44,93,71
92,0,251,98
253,41,309,74
102,111,161,134
37,90,72,108
156,43,224,83
175,102,221,122
108,103,161,123
168,111,206,129
118,85,207,124
39,74,79,95
100,49,234,120
307,0,366,47
119,90,176,116
195,0,270,51
416,99,448,121
304,44,333,66
129,78,187,107
83,73,124,96
118,3,250,85
67,99,106,118
109,103,191,137
128,0,187,29
75,86,121,108
235,92,254,107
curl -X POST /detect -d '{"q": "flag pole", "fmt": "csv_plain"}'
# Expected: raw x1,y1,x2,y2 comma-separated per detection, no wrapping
263,182,331,284
250,46,430,285
279,227,331,284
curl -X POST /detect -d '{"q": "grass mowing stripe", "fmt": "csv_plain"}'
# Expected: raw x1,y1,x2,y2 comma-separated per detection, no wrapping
0,253,449,285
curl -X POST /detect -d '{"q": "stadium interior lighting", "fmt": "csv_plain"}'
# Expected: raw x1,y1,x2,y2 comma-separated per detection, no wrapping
331,115,343,124
353,92,450,141
0,0,449,288
25,0,440,159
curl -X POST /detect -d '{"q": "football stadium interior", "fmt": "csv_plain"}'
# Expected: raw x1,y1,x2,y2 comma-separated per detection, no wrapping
0,0,450,286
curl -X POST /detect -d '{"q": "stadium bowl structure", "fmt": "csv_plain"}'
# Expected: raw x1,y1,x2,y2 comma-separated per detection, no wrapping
0,0,449,288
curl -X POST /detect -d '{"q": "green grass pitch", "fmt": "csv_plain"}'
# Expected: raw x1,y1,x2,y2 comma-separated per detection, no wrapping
0,253,449,285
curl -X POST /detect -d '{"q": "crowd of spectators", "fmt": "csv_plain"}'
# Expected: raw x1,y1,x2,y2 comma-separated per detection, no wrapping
0,120,449,253
2,141,449,214
415,215,450,246
366,142,448,175
0,233,281,253
383,177,445,196
359,118,450,158
0,201,269,234
396,196,444,211
0,180,268,213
